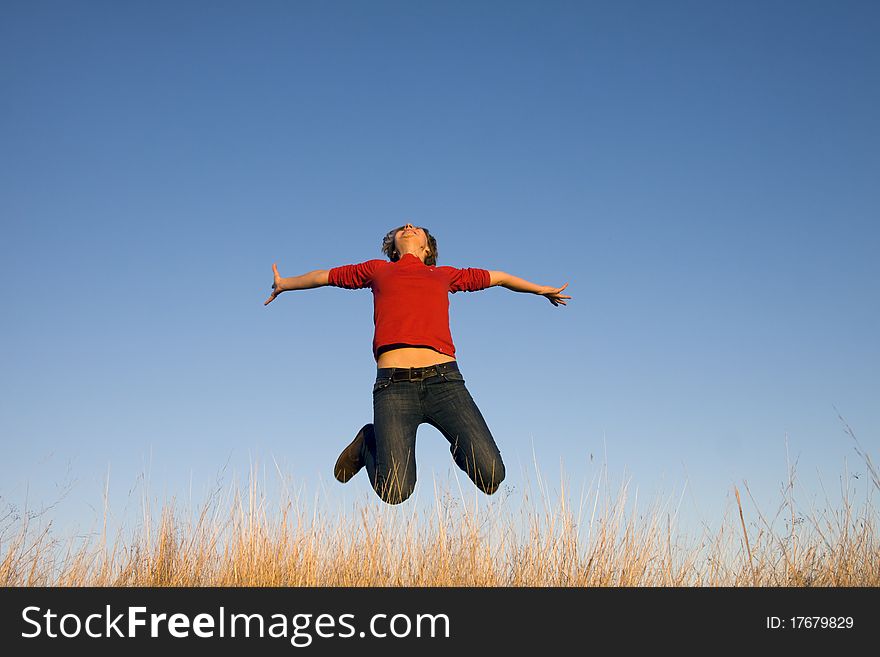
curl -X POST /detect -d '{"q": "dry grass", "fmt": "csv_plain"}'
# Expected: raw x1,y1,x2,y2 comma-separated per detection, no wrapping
2,447,878,587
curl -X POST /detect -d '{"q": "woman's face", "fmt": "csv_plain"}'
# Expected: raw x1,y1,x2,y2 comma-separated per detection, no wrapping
394,223,429,254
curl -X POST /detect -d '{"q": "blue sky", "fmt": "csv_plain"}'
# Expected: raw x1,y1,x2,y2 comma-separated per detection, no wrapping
1,0,878,541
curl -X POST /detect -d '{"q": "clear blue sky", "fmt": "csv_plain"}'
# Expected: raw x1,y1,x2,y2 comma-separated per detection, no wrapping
2,0,878,540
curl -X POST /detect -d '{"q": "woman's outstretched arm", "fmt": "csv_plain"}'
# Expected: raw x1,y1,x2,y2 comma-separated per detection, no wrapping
264,262,330,305
487,271,571,307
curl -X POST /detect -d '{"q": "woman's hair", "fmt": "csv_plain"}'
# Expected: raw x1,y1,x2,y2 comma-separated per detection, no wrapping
381,225,438,266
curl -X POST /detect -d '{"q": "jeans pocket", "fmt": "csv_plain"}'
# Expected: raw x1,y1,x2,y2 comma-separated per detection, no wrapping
372,377,393,393
441,370,465,383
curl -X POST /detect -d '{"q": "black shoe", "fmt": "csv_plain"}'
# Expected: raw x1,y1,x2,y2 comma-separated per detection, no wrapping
334,424,370,483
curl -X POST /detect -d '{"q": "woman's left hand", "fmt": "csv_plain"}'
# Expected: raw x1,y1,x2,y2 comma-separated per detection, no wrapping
538,283,571,307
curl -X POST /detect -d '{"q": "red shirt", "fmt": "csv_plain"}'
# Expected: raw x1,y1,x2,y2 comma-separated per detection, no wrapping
328,253,491,361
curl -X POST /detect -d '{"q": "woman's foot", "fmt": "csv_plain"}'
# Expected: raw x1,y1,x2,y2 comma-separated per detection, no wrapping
334,424,371,483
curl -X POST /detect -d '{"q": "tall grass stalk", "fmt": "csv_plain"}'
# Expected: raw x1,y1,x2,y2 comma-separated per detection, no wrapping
2,454,877,586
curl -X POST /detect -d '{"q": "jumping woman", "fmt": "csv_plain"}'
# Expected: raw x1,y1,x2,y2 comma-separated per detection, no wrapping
264,224,571,504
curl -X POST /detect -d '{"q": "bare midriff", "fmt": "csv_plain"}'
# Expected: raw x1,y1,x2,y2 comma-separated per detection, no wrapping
376,346,457,368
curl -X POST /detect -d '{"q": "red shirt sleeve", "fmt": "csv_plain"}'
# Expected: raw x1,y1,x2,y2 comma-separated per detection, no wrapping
327,260,383,289
446,267,491,293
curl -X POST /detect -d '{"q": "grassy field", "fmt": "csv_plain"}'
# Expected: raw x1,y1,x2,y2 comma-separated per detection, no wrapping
2,444,878,587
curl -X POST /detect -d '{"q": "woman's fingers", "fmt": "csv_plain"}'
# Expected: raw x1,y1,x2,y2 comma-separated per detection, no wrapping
268,263,282,305
545,290,569,306
265,262,280,305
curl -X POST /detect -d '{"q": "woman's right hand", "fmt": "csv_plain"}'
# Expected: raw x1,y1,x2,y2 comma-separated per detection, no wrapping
264,263,284,306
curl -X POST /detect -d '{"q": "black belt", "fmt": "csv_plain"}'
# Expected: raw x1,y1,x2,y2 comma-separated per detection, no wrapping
381,361,458,382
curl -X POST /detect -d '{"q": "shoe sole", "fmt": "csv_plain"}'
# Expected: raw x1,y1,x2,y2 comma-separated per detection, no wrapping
334,424,369,483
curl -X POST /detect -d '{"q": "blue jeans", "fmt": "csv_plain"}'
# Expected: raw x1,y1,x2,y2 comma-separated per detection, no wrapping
363,361,505,504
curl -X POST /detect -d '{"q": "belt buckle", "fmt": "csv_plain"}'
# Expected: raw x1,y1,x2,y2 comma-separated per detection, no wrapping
409,367,424,381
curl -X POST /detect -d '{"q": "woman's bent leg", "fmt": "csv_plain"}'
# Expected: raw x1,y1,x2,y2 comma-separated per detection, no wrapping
424,373,505,495
368,380,421,504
